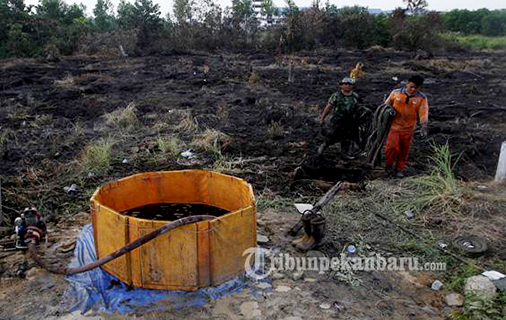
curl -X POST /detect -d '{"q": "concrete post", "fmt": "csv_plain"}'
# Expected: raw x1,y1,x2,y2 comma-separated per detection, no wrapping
288,62,294,83
495,141,506,182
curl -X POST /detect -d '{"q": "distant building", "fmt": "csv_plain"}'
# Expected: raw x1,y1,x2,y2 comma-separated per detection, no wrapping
252,0,286,26
368,8,392,14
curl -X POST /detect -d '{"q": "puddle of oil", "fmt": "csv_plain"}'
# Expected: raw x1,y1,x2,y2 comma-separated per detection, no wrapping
121,203,229,220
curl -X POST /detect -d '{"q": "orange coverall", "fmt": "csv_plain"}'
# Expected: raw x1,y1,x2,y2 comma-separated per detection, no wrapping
384,88,429,172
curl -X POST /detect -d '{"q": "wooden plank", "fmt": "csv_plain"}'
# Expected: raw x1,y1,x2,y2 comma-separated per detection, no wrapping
95,205,130,283
210,206,256,285
197,220,211,287
139,219,199,289
128,217,143,287
205,173,251,212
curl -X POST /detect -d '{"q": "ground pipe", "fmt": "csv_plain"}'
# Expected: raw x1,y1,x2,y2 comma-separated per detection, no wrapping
29,215,216,275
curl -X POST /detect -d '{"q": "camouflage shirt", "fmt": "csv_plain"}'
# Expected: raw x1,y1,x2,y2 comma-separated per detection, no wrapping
328,90,361,127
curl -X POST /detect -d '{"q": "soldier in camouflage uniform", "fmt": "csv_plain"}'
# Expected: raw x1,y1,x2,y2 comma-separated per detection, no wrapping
318,77,362,159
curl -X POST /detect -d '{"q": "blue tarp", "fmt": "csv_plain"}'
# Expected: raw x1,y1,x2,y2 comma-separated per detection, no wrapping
62,224,266,315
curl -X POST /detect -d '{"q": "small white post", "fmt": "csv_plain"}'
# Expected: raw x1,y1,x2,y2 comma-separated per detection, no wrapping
495,141,506,182
288,62,294,83
0,181,3,225
119,45,128,58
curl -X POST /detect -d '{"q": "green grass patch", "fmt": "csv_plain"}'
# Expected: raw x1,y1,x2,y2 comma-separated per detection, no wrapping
81,138,114,174
157,135,184,157
450,292,506,319
400,142,464,216
444,262,481,293
442,32,506,50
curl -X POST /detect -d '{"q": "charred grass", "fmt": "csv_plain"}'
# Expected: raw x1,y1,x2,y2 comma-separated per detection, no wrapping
1,52,506,262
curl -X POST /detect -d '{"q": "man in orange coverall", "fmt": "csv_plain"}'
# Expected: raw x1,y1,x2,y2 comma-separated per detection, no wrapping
384,75,428,178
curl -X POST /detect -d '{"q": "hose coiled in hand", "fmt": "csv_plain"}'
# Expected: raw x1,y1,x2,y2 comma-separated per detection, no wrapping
365,104,395,167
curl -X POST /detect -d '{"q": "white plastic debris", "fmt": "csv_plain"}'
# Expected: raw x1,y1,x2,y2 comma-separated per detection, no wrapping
292,271,304,281
181,150,196,159
482,270,506,281
404,210,414,219
319,302,331,310
431,280,443,291
294,203,313,214
477,185,488,191
64,184,78,194
255,282,272,290
392,76,399,81
346,245,357,255
275,285,291,292
257,234,269,244
437,240,447,249
122,158,129,164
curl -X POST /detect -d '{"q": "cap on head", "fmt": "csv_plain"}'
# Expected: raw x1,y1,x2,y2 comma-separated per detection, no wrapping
340,77,355,85
408,75,424,87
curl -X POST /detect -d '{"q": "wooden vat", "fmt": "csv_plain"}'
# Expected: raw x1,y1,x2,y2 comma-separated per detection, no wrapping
90,170,256,290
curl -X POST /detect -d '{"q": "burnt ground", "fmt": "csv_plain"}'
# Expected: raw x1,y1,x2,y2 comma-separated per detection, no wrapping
1,49,506,319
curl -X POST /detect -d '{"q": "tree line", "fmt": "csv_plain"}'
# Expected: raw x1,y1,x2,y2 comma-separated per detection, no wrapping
1,0,505,58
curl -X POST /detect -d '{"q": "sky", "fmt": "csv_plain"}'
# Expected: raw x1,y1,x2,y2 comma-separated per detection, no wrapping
24,0,506,17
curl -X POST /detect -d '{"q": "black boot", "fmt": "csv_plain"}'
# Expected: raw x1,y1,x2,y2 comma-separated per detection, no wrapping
308,215,326,249
317,142,328,156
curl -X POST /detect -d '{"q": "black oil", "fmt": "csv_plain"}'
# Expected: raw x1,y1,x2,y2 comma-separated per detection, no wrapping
121,203,229,220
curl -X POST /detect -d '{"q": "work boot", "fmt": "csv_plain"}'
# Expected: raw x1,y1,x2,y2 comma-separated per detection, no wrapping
291,217,310,245
317,142,328,156
296,215,326,251
296,235,315,251
341,152,356,161
341,141,357,160
395,171,405,178
291,233,309,246
295,214,314,250
309,215,326,249
385,165,395,177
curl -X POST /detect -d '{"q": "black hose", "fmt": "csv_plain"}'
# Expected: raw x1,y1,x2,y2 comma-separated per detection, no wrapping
29,215,216,275
366,104,395,167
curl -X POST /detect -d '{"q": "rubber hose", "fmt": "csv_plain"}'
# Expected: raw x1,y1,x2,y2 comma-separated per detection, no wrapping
29,215,216,275
366,104,394,166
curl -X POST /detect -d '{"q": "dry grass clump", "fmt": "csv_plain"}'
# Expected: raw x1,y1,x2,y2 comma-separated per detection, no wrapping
212,156,234,173
256,98,270,111
103,102,139,130
191,129,230,156
80,138,114,174
248,71,260,84
54,73,75,88
217,100,229,125
157,135,184,157
267,121,284,139
33,114,53,127
175,110,199,133
0,128,18,146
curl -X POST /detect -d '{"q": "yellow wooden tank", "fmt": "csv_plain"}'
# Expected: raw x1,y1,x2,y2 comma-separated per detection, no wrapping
90,170,256,290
